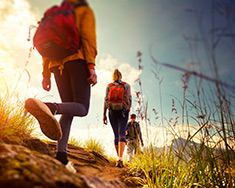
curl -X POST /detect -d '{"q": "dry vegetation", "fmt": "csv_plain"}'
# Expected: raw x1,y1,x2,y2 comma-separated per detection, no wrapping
126,1,235,187
0,95,36,144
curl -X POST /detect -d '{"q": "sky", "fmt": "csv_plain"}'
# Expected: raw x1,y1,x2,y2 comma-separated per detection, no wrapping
0,0,234,155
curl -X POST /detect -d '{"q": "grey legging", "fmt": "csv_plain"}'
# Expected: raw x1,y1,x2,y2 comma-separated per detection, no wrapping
49,59,90,153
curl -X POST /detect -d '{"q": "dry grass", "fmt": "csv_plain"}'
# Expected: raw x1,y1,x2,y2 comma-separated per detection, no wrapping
68,136,83,147
0,95,36,144
84,138,105,155
128,1,235,186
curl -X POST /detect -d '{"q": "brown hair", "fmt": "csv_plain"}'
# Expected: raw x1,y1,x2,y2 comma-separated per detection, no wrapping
130,114,136,119
112,69,122,82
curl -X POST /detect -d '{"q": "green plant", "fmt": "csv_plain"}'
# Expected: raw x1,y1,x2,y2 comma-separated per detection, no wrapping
68,136,83,147
128,139,234,187
128,1,235,187
84,138,105,155
106,154,117,163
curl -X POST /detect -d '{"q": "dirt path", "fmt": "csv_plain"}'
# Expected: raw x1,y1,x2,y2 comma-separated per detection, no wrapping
47,142,131,187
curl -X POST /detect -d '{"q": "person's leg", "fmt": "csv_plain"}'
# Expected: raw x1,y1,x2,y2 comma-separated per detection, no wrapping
57,115,73,152
50,60,90,116
127,141,134,163
118,142,126,159
108,111,119,156
56,115,73,164
134,140,140,155
51,65,73,164
51,64,73,156
115,145,118,156
118,110,129,159
114,110,129,168
51,60,90,164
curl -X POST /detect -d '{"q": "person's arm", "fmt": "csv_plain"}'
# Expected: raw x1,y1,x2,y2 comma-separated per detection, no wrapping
42,57,51,91
79,7,97,68
125,83,132,109
78,7,97,86
103,86,109,125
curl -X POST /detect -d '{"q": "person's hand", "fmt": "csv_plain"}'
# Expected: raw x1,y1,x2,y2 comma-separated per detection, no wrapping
87,69,97,86
103,114,108,125
42,77,51,91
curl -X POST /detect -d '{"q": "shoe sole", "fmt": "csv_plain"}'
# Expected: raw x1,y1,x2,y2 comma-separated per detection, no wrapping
25,98,62,141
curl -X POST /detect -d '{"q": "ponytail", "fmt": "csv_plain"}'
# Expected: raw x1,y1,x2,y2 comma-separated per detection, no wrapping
112,69,122,82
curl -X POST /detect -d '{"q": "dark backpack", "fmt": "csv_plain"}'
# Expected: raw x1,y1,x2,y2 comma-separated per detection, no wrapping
33,1,81,61
126,121,139,140
108,81,128,111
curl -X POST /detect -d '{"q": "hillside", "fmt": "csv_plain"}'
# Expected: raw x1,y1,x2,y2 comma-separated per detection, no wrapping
0,138,140,188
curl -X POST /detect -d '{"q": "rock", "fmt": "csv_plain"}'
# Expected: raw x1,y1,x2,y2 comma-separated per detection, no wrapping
0,143,85,188
23,138,52,155
0,142,131,188
82,175,127,188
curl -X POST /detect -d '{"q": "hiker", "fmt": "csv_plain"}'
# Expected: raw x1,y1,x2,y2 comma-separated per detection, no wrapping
103,69,132,168
25,0,97,173
126,114,144,163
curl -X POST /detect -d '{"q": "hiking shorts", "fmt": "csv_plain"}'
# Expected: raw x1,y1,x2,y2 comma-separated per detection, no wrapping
127,140,138,155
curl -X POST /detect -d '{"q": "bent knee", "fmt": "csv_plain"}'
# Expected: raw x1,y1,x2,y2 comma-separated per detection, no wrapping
79,109,89,117
75,104,89,117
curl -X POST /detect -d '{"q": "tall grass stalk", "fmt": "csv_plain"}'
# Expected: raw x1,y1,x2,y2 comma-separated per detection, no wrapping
128,2,234,187
129,140,234,187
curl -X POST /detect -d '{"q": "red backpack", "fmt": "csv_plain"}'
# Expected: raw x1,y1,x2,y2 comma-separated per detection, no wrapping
33,1,81,61
108,82,129,110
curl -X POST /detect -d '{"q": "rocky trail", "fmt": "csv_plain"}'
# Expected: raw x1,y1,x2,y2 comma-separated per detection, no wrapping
0,138,141,188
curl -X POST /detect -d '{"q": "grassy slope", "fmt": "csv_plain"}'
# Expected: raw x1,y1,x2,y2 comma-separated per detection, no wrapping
1,95,234,187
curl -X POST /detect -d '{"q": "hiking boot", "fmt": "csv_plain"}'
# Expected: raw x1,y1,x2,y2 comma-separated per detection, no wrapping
66,161,76,173
25,98,62,141
116,160,124,168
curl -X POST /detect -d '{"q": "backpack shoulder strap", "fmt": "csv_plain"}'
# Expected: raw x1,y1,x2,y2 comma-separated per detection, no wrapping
117,81,126,89
108,83,114,87
133,121,138,129
108,81,124,87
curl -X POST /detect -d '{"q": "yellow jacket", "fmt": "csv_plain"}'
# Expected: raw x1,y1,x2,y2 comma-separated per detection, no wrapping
42,1,97,77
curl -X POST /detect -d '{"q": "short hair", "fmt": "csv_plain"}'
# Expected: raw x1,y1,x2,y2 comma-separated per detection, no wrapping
112,69,122,82
130,114,136,119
